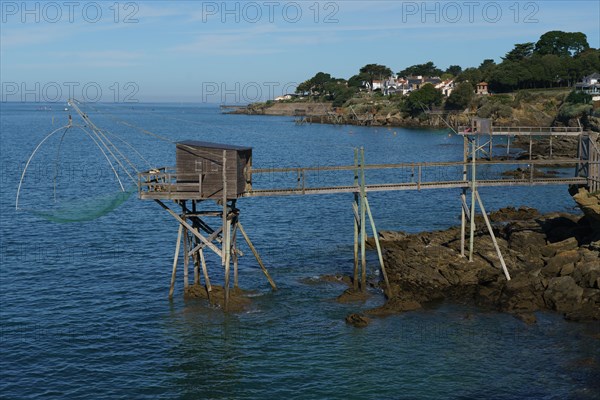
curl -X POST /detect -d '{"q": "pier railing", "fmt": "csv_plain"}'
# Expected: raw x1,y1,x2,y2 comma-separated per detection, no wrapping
138,158,591,200
457,126,583,136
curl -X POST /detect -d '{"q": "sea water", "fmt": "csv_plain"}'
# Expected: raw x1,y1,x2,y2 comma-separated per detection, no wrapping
1,102,598,399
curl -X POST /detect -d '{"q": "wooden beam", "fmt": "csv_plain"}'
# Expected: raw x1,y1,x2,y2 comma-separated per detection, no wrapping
200,248,212,299
364,197,391,298
154,199,222,257
237,222,277,290
169,224,183,298
183,228,189,289
475,191,511,281
360,147,367,291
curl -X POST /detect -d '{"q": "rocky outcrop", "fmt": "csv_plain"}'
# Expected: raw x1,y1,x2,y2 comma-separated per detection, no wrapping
372,207,600,322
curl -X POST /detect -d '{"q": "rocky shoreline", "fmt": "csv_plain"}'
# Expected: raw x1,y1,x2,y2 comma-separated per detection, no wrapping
343,189,600,326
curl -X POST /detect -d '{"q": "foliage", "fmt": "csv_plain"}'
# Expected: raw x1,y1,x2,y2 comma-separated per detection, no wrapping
557,103,592,122
565,90,593,104
455,67,483,84
403,83,443,116
445,82,474,110
296,72,334,95
398,61,442,77
324,83,357,107
477,102,513,119
445,65,463,76
359,64,393,90
502,43,535,61
535,31,590,57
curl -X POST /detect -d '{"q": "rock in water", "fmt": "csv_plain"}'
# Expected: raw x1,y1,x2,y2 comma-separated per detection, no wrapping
345,313,370,328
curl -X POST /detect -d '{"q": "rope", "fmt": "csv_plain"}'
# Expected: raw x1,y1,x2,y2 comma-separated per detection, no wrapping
52,126,72,202
72,125,127,191
16,125,71,210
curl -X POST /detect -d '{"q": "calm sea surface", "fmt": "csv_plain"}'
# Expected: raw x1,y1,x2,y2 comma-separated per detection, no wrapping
1,102,599,399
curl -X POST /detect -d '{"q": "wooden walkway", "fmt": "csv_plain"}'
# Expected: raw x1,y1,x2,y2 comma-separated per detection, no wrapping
138,158,589,200
135,127,599,304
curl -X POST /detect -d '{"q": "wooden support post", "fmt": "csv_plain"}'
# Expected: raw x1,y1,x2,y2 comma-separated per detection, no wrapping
475,191,511,281
237,222,277,290
169,223,183,298
155,200,222,257
193,235,200,285
183,228,189,289
469,139,476,262
232,217,239,288
529,135,533,161
222,150,230,310
353,148,359,291
460,189,466,258
200,248,212,298
461,136,468,258
359,147,367,292
364,197,391,298
224,214,231,310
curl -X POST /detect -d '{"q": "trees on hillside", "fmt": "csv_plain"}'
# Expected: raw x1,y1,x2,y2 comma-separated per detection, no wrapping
403,84,443,116
359,64,393,90
398,61,443,77
445,82,474,110
535,31,590,57
453,31,598,92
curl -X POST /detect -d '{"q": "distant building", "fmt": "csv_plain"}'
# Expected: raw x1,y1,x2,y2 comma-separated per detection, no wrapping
274,94,298,101
436,79,455,97
476,82,489,95
575,73,600,100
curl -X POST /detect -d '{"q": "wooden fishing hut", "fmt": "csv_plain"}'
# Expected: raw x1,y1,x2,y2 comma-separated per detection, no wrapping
139,141,276,310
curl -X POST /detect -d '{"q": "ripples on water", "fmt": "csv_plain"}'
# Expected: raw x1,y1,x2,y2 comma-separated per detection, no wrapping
1,103,598,399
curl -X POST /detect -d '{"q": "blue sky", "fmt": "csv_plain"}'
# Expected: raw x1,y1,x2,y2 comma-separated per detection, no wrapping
1,0,599,102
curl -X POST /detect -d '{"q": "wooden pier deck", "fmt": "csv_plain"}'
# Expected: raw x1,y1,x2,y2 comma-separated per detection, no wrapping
138,158,589,200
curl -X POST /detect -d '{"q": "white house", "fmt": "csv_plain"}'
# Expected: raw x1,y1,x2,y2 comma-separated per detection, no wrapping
576,73,600,100
274,94,297,101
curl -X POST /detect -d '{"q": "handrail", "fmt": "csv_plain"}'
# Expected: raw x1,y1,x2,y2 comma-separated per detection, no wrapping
138,158,586,198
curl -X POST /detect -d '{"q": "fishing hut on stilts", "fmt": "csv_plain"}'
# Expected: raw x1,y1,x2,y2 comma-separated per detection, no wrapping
139,141,277,310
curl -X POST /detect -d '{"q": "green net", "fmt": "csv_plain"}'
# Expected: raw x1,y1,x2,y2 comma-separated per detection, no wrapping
23,186,136,223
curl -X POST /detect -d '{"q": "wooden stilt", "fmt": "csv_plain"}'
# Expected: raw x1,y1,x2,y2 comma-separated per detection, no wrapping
475,191,511,281
237,222,277,290
468,139,477,262
359,147,367,291
169,224,183,298
460,189,467,257
183,228,189,289
232,217,239,288
193,236,200,285
353,148,359,290
155,200,222,257
222,150,230,310
364,197,391,297
461,137,468,258
200,248,212,297
224,215,231,310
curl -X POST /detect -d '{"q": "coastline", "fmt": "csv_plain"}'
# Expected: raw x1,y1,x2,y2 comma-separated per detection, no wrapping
340,187,600,326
